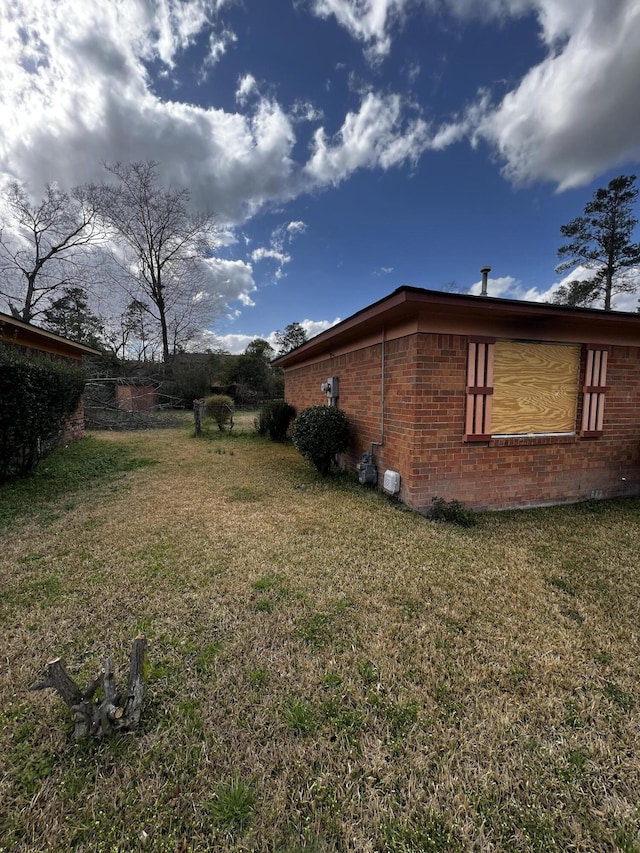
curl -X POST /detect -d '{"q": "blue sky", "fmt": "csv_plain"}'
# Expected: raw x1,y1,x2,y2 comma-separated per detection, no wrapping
1,0,640,352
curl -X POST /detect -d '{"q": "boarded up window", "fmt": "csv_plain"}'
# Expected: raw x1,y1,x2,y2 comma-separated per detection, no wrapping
491,342,580,435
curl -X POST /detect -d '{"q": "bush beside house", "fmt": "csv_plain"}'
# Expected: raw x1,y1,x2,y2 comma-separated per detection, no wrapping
0,346,85,477
0,312,100,478
292,405,350,476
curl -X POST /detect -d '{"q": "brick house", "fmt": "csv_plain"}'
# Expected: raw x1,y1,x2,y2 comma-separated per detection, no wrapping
273,287,640,511
0,311,100,442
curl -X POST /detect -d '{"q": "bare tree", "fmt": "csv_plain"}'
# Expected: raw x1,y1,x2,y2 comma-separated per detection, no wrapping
93,162,216,363
99,298,160,362
0,181,102,323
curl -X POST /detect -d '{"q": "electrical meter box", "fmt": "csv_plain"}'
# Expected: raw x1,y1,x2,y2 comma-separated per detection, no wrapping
320,376,339,403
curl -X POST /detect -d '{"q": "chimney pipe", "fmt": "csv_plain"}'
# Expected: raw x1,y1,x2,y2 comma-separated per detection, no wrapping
480,266,491,296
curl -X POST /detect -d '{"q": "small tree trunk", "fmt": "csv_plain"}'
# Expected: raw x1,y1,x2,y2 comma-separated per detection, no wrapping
31,636,147,738
604,268,613,311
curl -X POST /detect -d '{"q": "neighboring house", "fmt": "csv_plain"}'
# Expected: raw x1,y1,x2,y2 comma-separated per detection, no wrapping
273,287,640,511
0,311,100,442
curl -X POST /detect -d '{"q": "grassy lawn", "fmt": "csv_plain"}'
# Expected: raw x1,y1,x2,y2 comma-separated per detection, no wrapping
1,423,639,852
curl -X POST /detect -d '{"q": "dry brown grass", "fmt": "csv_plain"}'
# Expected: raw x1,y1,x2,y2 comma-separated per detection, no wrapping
1,424,639,852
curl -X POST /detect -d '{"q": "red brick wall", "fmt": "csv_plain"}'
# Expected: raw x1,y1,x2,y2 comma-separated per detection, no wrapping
61,399,87,443
115,384,158,412
284,334,640,511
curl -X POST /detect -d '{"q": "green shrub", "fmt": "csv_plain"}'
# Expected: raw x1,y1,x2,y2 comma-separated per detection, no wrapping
429,496,477,527
0,346,85,479
291,405,350,476
205,394,234,431
257,400,296,441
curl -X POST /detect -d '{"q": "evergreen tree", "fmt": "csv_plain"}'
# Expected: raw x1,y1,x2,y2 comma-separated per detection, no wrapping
554,175,640,310
42,286,104,348
275,322,307,355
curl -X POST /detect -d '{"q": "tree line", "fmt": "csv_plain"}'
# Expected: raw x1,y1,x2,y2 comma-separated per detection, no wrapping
0,162,310,398
0,161,217,363
2,163,637,378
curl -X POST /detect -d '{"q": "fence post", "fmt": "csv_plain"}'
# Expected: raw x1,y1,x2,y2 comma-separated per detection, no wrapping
193,398,205,436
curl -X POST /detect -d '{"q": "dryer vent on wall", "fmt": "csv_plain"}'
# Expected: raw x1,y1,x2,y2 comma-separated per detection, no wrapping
383,470,400,495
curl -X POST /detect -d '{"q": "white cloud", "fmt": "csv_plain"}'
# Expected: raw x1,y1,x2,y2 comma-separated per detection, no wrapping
0,1,298,225
286,221,307,235
204,28,237,70
464,266,626,306
525,265,640,311
249,220,308,281
200,257,257,309
251,247,292,266
236,73,258,105
308,0,531,61
310,0,406,59
468,274,519,298
300,317,342,338
3,0,639,348
291,100,324,123
194,330,257,353
265,316,342,349
305,92,430,186
215,227,239,248
199,317,342,354
474,0,640,187
3,0,637,222
309,0,640,189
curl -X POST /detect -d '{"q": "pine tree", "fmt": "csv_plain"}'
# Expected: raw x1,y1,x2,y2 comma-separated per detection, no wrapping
42,286,104,348
554,175,640,310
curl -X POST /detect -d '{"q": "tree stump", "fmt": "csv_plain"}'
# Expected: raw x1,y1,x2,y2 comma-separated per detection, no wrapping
30,636,147,739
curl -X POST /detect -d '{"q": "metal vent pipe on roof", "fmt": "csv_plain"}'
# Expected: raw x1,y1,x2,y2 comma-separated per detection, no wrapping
480,266,491,296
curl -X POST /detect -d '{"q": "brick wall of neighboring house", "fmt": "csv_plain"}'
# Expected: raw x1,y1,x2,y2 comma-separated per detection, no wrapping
60,399,87,443
285,333,640,511
115,384,158,412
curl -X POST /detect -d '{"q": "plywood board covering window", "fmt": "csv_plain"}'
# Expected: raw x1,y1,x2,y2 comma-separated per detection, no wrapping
491,342,580,435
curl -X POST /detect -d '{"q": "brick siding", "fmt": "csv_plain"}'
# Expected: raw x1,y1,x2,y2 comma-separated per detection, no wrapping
284,333,640,511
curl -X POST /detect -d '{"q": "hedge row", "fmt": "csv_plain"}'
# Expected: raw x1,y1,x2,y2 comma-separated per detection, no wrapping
0,346,85,478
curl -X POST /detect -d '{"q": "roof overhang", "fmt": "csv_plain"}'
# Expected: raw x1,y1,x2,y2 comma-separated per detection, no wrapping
0,312,102,358
273,287,640,368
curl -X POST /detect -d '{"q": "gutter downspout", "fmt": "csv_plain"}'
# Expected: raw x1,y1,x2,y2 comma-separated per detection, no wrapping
371,326,385,456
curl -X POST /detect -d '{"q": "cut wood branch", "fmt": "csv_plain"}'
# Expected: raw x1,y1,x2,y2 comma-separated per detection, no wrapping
30,636,147,739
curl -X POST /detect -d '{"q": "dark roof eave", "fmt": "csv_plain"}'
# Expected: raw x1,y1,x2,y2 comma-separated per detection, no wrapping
0,311,102,356
272,286,640,367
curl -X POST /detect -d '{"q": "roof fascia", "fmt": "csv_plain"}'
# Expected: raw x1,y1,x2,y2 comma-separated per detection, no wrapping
273,287,640,367
0,312,102,356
